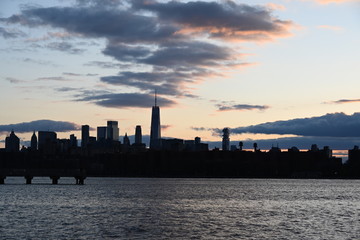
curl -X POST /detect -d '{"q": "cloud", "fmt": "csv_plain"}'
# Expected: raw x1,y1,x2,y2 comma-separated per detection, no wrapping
0,120,79,133
100,70,210,97
62,72,98,77
62,72,82,77
161,125,172,130
132,0,293,41
325,99,360,104
317,25,343,32
217,104,269,111
56,87,80,92
3,1,293,44
4,6,178,43
6,77,26,84
23,58,57,66
191,127,214,132
25,31,74,42
266,3,287,11
36,76,68,81
313,0,353,4
2,1,294,107
0,27,26,38
101,41,238,98
142,41,235,68
77,92,176,108
84,61,126,69
102,43,152,62
54,88,171,109
228,112,360,137
47,42,85,54
75,0,124,8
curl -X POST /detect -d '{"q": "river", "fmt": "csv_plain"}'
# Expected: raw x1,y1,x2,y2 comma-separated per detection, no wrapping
0,177,359,239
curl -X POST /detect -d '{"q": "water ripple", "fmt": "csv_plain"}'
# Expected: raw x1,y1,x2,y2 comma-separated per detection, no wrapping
0,178,360,239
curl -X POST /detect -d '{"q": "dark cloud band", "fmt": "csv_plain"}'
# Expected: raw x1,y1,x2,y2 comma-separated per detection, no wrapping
0,120,79,133
229,112,360,137
217,104,269,111
77,92,176,108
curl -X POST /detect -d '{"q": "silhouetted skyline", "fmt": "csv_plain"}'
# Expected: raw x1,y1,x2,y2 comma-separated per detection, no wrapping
0,0,359,151
3,99,360,180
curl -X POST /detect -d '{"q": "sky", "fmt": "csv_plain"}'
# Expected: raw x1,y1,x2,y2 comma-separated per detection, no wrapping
0,0,360,150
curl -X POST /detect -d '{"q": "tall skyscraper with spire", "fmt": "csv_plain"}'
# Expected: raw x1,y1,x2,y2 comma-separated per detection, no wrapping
150,91,161,150
31,131,37,150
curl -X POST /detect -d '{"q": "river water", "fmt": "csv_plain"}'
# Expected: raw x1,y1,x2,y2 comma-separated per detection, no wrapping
0,177,359,239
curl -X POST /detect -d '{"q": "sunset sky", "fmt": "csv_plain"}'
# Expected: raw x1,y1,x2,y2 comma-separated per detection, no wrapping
0,0,359,150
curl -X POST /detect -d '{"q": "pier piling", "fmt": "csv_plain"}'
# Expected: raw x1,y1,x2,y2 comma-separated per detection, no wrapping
25,176,33,184
0,176,6,184
50,176,60,184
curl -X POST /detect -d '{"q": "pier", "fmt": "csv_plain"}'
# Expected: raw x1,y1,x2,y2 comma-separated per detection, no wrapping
0,169,86,184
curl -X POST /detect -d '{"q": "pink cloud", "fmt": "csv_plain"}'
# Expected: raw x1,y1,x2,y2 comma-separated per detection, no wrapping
266,3,287,11
317,25,343,32
311,0,353,4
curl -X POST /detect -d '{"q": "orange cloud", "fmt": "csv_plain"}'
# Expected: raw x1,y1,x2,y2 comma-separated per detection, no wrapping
266,3,287,11
310,0,354,4
176,24,294,43
317,25,343,32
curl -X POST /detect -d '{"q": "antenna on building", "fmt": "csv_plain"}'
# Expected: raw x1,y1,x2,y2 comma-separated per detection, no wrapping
155,89,157,107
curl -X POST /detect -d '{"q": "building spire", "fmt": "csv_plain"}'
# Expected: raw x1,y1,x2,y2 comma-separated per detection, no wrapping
155,89,157,107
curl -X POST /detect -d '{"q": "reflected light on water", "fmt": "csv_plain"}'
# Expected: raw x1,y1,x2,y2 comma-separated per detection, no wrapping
1,178,360,239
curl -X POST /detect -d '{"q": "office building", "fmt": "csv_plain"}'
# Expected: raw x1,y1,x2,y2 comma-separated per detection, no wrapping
184,137,208,152
70,134,77,148
30,131,37,150
135,125,142,145
97,126,107,141
222,128,230,151
38,131,57,151
5,130,20,152
150,93,161,150
107,121,119,141
81,125,89,148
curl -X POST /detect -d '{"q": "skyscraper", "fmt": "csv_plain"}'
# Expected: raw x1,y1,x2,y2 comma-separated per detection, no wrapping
150,92,161,149
31,131,37,150
81,125,89,148
5,130,20,152
222,128,230,151
97,126,107,141
70,134,77,147
123,133,130,146
135,125,142,145
107,121,119,141
38,131,57,151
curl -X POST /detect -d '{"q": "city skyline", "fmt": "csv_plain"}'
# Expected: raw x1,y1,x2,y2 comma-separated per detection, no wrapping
1,0,360,150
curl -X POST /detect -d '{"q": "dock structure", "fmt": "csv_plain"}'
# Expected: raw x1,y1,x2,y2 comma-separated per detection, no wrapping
0,169,86,185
